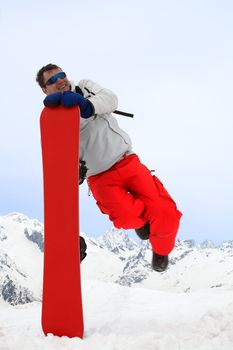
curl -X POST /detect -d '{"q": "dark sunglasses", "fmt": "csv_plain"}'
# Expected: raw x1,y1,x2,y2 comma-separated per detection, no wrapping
45,72,66,86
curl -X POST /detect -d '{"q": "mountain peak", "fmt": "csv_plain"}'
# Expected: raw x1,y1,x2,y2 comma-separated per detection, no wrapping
200,240,215,249
97,227,138,257
4,212,30,223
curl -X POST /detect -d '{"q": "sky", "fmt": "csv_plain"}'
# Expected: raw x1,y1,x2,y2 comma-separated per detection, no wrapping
0,0,233,244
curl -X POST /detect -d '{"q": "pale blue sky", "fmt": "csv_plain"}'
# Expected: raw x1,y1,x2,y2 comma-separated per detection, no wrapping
0,0,233,243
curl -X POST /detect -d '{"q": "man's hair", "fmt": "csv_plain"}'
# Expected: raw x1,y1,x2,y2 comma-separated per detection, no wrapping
36,63,61,88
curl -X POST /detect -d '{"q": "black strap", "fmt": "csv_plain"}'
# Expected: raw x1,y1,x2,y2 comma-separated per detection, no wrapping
84,87,95,96
75,86,84,96
75,86,134,118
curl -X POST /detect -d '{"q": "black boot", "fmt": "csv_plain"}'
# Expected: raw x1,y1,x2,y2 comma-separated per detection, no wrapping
80,236,87,262
135,222,150,240
152,252,168,272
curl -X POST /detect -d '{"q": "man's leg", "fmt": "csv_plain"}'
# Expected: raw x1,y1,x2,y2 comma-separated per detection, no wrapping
89,154,182,270
116,155,182,267
88,165,147,230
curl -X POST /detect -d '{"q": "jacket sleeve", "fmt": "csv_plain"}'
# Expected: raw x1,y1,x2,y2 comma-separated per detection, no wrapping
78,79,118,115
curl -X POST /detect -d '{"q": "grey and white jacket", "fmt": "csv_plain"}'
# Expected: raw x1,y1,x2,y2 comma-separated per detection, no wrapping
70,79,133,177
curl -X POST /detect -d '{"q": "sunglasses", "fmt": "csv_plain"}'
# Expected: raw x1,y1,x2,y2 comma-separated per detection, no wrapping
45,72,66,86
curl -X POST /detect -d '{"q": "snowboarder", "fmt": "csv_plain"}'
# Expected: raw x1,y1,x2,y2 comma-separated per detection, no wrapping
36,63,182,272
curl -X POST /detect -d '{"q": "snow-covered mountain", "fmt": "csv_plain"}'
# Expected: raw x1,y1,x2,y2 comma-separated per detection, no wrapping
0,212,233,305
0,213,44,305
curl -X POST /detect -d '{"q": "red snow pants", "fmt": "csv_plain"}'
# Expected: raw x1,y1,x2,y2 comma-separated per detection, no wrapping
88,154,182,256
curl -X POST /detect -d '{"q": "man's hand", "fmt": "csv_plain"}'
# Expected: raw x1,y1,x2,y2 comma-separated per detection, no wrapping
43,92,62,107
61,91,93,118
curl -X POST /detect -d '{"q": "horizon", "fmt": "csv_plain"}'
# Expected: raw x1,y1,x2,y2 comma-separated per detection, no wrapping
0,211,232,246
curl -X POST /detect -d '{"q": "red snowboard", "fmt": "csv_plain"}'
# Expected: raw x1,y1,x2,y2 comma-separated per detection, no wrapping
40,106,84,338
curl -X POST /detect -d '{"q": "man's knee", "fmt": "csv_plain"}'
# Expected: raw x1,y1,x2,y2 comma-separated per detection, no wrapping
152,204,182,235
108,199,146,229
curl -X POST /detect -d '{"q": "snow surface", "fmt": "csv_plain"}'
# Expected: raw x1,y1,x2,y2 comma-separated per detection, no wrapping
1,282,233,350
1,212,233,349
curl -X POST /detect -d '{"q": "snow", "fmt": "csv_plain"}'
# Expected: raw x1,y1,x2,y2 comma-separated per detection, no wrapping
1,212,233,349
1,281,233,350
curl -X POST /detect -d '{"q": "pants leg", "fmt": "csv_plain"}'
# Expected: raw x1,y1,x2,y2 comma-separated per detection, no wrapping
88,154,182,256
88,160,147,229
119,156,182,255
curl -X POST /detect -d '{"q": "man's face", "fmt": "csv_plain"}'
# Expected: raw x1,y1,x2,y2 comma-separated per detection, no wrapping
42,68,70,95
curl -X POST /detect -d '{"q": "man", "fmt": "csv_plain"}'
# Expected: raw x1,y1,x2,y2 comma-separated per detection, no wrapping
36,63,182,272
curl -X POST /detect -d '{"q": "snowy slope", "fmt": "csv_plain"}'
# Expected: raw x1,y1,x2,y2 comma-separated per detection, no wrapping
0,282,233,350
1,212,233,349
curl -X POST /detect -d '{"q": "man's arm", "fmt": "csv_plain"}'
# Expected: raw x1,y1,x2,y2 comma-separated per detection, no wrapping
78,79,118,115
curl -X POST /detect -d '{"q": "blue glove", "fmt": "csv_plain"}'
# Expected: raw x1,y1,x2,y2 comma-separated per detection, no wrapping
61,91,93,118
43,92,62,107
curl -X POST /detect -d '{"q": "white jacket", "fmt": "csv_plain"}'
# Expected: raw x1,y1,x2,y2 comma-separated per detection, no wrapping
70,80,133,177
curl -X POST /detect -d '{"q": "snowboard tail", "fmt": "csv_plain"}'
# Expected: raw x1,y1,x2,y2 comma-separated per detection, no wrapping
40,106,84,338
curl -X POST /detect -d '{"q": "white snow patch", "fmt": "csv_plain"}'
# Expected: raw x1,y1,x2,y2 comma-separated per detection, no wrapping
0,281,233,350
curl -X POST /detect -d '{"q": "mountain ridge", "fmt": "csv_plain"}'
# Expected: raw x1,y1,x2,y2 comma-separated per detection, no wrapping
0,212,233,305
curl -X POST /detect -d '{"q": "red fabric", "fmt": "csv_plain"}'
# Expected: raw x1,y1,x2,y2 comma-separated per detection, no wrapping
88,154,182,256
